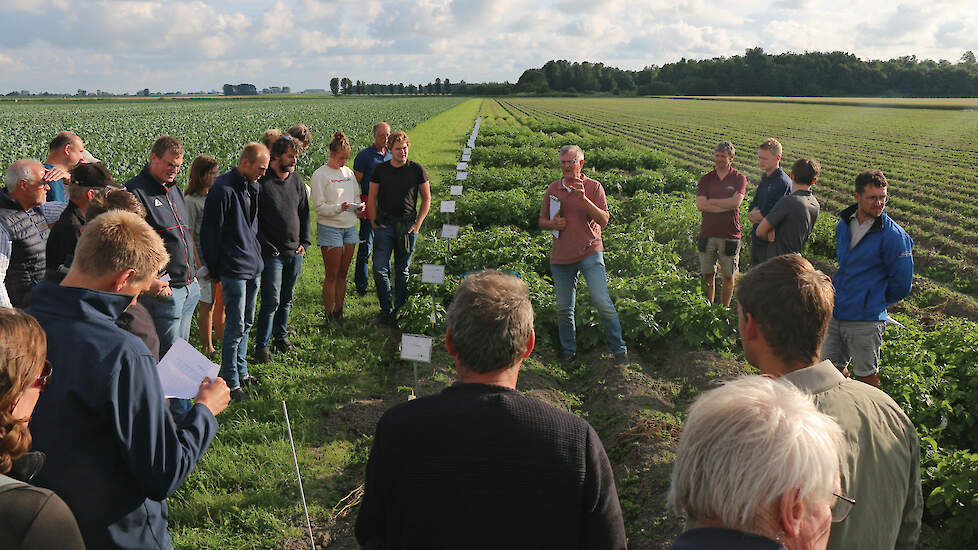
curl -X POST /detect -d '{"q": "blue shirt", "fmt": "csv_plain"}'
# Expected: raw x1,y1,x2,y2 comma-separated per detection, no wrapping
353,144,392,196
748,167,791,239
43,163,68,202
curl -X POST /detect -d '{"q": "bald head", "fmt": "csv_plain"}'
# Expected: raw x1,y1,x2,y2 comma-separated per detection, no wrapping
237,142,270,183
47,132,85,169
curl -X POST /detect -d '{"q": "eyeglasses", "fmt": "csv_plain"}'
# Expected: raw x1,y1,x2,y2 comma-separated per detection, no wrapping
30,360,53,392
831,492,856,523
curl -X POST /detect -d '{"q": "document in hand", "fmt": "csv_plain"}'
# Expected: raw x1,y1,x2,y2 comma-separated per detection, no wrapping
156,338,221,399
549,194,561,238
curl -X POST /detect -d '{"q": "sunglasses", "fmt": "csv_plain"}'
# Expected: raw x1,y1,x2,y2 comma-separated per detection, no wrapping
30,360,53,392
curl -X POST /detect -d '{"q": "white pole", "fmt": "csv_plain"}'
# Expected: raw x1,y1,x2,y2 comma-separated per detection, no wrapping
283,400,316,550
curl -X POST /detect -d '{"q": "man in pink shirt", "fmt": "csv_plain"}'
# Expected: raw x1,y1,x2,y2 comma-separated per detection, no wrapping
539,145,627,365
696,141,748,307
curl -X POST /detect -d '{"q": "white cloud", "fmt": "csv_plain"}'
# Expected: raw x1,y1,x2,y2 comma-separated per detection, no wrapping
0,0,974,93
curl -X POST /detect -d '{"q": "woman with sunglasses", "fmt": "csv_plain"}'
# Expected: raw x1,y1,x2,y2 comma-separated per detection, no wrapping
0,308,84,549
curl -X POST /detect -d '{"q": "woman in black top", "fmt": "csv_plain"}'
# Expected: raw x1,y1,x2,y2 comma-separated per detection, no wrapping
0,309,85,549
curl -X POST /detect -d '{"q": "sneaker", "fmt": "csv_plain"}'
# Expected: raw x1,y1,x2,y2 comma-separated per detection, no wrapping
356,289,368,297
273,340,293,353
230,387,251,402
241,374,261,388
254,347,272,364
614,350,629,366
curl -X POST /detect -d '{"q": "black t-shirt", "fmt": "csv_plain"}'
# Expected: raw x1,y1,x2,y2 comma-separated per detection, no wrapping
0,478,85,550
371,160,428,223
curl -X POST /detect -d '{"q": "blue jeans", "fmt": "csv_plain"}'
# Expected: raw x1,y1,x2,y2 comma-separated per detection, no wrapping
551,252,626,356
372,224,417,314
255,254,303,348
354,219,373,293
141,280,201,356
221,277,259,389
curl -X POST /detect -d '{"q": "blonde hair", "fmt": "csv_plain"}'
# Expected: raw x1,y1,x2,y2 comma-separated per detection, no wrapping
758,138,782,158
0,309,47,474
261,129,284,151
74,210,168,283
387,130,409,149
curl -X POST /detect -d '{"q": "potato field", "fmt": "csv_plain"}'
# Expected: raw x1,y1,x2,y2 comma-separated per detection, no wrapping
0,96,975,548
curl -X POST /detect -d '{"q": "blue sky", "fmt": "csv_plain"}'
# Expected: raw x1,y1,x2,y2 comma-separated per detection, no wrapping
0,0,974,94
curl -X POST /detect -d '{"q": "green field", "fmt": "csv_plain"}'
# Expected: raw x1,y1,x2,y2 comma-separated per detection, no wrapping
2,96,976,548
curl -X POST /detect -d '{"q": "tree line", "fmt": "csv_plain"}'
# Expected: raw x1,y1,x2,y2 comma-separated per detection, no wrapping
502,49,978,97
327,77,454,96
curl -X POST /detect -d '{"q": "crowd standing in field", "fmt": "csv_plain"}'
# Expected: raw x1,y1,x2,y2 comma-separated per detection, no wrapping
0,121,922,550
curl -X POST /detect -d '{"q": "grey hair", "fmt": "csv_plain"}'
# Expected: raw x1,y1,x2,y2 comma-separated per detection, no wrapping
372,122,390,135
4,159,43,193
559,145,584,161
715,141,735,156
667,376,844,531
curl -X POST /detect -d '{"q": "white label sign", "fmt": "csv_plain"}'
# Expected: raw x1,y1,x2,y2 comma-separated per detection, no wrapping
421,264,445,284
440,224,460,239
455,172,467,181
450,185,463,195
456,162,467,171
461,153,471,162
440,200,456,213
400,334,433,363
463,148,472,155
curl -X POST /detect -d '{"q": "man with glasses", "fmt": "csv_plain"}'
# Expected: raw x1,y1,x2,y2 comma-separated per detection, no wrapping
353,122,391,296
45,163,120,283
0,159,55,307
736,254,921,550
126,136,200,359
538,145,627,365
820,170,913,388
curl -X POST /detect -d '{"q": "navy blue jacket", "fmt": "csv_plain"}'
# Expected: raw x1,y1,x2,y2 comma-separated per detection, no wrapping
200,168,263,280
26,282,218,550
125,167,197,286
748,167,791,239
832,204,914,321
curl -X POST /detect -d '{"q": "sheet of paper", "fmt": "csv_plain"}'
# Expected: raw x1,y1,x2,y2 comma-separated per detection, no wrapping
160,273,171,283
461,153,471,162
456,162,467,171
885,315,904,327
450,185,463,195
441,224,459,239
549,194,561,239
421,264,445,284
455,172,467,181
156,338,221,399
440,200,456,213
463,148,472,155
400,334,432,362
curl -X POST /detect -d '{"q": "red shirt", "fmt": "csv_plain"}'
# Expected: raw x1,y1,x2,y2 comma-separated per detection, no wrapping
697,168,748,239
539,177,608,264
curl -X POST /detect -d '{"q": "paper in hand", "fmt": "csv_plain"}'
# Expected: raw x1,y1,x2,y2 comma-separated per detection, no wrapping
549,194,561,238
156,338,221,399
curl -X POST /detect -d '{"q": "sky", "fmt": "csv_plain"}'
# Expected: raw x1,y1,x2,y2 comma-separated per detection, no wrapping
0,0,975,94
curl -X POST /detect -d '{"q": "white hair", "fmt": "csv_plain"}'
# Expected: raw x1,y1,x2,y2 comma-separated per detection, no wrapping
667,376,844,531
558,145,584,161
4,159,43,193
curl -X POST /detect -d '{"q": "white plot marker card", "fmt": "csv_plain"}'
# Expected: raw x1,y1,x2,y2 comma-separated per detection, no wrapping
441,224,460,239
455,172,468,181
456,162,467,171
463,147,472,155
421,264,445,284
400,334,433,363
440,200,456,213
461,153,471,162
450,185,463,195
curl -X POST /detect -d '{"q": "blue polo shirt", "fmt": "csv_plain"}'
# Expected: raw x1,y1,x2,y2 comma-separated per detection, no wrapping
43,163,68,202
748,167,791,240
353,144,392,196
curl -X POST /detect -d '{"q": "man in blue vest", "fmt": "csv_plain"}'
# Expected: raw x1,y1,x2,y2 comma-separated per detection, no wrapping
820,170,913,387
0,159,53,307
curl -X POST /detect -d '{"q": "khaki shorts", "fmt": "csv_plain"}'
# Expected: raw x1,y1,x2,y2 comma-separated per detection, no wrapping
698,237,741,277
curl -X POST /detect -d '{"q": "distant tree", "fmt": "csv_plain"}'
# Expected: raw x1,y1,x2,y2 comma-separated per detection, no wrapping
435,78,442,94
961,51,977,65
408,84,417,94
398,83,405,94
388,83,395,94
341,77,353,94
443,78,451,94
369,83,376,95
516,69,550,93
330,77,340,96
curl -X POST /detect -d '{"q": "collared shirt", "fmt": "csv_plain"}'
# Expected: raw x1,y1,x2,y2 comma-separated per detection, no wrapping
697,168,748,239
848,211,875,251
781,361,922,550
539,176,608,264
353,144,392,196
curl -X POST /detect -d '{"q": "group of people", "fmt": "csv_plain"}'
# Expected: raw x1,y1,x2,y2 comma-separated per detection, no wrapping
695,138,913,387
0,124,921,549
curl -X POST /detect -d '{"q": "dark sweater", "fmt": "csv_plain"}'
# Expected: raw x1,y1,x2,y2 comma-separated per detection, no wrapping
44,200,85,283
0,453,85,550
257,169,311,257
200,168,263,280
355,383,626,550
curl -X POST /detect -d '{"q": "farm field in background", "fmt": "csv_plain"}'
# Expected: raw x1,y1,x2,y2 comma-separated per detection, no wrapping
500,96,978,303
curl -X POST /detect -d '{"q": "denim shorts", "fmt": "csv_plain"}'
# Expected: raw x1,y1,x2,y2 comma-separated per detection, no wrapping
317,224,358,247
